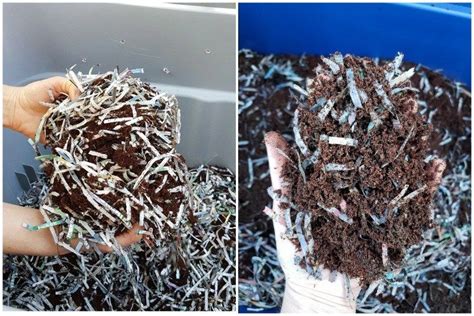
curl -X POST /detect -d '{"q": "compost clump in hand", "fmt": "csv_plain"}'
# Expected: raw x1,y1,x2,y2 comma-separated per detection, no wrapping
282,53,437,282
30,66,191,253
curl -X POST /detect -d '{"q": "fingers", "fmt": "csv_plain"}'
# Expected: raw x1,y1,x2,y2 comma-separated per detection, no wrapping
115,223,143,247
48,76,80,100
264,131,290,196
61,79,80,100
427,159,446,192
94,224,143,254
263,206,275,218
264,131,290,225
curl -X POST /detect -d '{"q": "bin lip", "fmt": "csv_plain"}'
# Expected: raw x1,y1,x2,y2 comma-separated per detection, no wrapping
5,1,236,16
238,2,470,18
114,1,235,15
399,3,471,19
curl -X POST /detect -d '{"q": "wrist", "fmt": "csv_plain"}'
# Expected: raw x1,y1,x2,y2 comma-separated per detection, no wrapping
3,85,22,131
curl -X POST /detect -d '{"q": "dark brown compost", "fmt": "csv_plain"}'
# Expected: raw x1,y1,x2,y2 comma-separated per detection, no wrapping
238,50,470,313
281,53,434,282
29,67,191,251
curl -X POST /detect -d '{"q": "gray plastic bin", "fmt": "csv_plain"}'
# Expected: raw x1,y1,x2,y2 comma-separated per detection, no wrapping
3,2,236,204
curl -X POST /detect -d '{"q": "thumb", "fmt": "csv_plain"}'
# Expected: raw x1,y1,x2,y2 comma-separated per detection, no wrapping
264,132,311,279
264,131,291,226
46,76,80,101
264,131,290,197
60,79,81,100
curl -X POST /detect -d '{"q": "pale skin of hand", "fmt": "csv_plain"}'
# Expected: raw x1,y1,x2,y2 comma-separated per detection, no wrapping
4,77,80,142
3,77,142,256
3,203,143,256
264,125,445,312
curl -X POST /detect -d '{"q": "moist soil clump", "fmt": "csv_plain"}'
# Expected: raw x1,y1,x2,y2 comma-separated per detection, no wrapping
34,68,190,249
281,53,435,282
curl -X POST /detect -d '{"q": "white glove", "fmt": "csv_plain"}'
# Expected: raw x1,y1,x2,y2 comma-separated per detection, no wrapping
264,131,361,313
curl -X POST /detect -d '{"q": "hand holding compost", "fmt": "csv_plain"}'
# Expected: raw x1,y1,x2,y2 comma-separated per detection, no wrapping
30,67,191,253
280,53,443,282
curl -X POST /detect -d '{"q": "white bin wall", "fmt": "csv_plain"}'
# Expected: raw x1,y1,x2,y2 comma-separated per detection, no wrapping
3,3,236,203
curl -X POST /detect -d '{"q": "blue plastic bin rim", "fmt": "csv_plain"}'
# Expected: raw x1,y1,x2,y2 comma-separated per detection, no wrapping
413,3,471,17
239,2,471,86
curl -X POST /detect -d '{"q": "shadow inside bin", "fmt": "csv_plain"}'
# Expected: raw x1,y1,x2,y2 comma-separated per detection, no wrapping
177,96,235,172
3,128,46,204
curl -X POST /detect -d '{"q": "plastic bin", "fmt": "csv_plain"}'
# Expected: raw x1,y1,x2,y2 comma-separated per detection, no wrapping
3,2,236,204
239,3,471,86
238,2,470,313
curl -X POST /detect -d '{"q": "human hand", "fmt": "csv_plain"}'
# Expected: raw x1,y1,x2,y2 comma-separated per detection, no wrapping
90,223,144,254
264,131,361,313
3,203,143,256
59,223,145,255
263,128,445,313
3,77,80,142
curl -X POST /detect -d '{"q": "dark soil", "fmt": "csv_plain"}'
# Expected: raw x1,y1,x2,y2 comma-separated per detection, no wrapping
382,270,471,313
282,54,434,282
42,80,185,238
238,51,471,312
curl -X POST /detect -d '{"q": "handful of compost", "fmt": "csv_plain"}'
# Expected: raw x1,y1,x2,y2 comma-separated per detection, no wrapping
281,53,440,282
29,67,191,253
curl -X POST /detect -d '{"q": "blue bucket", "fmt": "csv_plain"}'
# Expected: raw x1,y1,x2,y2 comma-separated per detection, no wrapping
239,3,471,86
238,2,471,313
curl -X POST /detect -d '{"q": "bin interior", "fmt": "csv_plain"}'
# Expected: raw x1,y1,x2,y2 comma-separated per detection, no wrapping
3,3,236,203
237,2,471,312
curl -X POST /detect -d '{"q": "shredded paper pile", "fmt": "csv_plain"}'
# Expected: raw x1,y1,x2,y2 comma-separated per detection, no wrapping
3,68,236,311
5,165,236,311
30,67,190,252
238,49,470,312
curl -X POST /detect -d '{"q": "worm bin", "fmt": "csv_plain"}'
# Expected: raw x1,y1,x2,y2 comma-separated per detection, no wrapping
238,3,470,313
